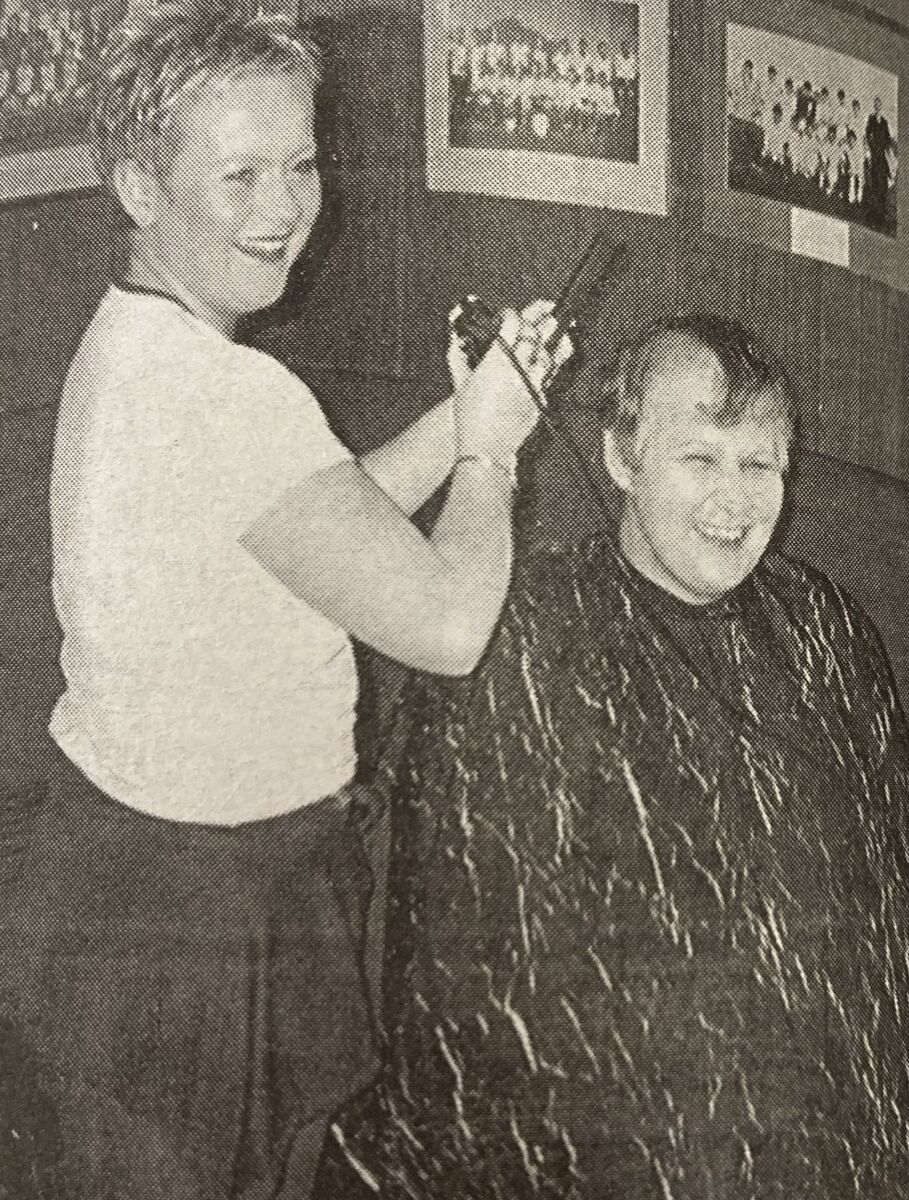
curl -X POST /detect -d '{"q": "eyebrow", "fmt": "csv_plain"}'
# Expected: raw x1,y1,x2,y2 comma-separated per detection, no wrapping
221,147,318,164
678,430,782,451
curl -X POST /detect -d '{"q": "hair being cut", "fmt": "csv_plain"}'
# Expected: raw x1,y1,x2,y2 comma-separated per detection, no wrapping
91,0,322,193
601,313,798,466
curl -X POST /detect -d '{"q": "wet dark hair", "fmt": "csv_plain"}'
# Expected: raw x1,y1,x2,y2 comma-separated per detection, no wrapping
601,314,798,466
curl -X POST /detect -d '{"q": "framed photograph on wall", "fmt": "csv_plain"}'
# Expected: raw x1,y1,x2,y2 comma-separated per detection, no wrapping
0,0,134,202
423,0,669,215
704,0,908,292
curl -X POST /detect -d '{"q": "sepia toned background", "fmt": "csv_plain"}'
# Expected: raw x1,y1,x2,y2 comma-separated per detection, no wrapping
0,0,907,816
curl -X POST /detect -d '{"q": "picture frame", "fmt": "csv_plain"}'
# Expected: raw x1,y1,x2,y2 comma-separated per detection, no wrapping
0,0,128,203
704,0,909,293
423,0,669,216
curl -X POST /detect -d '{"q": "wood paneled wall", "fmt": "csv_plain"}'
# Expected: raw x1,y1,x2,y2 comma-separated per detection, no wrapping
0,0,906,477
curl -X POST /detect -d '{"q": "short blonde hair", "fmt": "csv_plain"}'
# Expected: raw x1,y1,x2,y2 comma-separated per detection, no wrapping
91,0,322,191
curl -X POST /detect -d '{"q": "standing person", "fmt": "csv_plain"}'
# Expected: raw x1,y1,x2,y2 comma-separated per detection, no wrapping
0,51,12,121
531,32,549,75
848,95,863,138
794,78,816,125
336,316,909,1199
833,86,851,140
813,83,832,129
448,25,470,125
842,127,865,204
13,42,35,103
865,95,892,227
727,58,763,168
782,75,797,119
761,100,788,173
0,1,566,1197
763,62,784,114
508,29,531,77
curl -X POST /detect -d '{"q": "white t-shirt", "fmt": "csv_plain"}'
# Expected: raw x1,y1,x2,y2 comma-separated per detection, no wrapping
50,285,358,824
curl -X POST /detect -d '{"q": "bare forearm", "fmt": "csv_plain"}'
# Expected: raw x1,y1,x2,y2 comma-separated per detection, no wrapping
425,458,515,672
240,460,515,676
359,397,456,515
241,303,557,675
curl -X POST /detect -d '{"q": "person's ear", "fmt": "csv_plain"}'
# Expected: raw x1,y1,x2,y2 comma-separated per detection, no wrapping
602,427,633,491
112,159,163,229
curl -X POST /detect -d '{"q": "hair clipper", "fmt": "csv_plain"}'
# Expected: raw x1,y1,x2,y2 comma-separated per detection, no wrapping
449,235,630,371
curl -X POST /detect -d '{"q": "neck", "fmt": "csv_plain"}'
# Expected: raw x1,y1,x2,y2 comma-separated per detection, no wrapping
123,246,238,338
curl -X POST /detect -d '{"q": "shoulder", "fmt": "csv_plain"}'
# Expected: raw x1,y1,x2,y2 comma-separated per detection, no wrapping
412,542,612,741
757,552,879,643
68,288,314,398
230,341,322,414
756,551,899,696
497,537,623,680
64,288,230,410
758,551,878,638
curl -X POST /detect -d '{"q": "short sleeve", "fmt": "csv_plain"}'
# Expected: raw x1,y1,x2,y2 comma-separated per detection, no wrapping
253,354,353,492
222,349,354,527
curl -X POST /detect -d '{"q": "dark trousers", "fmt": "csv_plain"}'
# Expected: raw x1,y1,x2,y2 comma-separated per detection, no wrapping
0,757,380,1200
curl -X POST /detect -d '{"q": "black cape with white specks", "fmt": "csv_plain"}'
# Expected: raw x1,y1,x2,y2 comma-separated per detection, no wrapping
345,538,909,1200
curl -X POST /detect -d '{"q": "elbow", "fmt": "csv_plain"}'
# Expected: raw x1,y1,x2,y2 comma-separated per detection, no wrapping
435,644,485,678
428,612,495,677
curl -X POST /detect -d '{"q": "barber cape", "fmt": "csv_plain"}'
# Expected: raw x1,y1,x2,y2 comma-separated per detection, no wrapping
347,537,909,1199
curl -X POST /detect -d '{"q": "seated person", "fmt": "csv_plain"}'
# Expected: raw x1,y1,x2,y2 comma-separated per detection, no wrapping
337,315,909,1199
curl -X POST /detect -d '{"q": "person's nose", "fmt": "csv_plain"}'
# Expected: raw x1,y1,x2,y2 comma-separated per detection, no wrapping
706,461,754,517
261,167,320,225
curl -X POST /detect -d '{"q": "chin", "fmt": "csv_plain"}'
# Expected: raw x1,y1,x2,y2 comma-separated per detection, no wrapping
238,281,290,315
695,563,755,599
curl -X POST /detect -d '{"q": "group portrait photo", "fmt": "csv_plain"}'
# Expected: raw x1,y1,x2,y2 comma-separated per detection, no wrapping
0,0,124,157
726,23,898,237
445,0,639,163
424,0,667,215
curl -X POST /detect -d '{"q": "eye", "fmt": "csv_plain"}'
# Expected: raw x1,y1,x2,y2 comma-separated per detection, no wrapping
290,158,318,178
224,166,257,184
683,453,714,465
743,459,778,474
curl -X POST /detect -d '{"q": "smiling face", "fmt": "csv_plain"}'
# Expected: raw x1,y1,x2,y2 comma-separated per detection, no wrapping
118,71,321,333
605,338,787,605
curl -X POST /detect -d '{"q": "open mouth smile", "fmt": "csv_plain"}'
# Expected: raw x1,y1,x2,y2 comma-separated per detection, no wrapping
234,237,291,264
695,523,749,545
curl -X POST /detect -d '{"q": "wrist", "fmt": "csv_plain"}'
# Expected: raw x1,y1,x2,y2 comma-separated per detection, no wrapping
453,451,518,489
